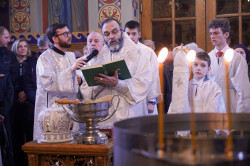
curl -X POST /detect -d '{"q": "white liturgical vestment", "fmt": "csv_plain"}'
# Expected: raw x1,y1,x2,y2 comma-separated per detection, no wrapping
80,34,152,128
189,78,226,113
137,42,161,115
208,45,250,112
168,46,225,113
33,48,81,140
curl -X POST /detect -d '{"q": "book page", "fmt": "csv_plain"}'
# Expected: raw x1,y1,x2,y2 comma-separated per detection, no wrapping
81,63,103,70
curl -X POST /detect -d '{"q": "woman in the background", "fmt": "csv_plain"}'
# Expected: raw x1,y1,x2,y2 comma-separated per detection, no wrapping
234,44,250,81
11,38,32,166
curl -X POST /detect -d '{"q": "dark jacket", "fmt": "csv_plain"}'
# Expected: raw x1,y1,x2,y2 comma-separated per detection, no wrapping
0,64,14,166
23,54,38,103
0,47,19,90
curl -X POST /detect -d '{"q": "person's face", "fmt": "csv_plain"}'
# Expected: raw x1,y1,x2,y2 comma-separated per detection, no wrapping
144,41,155,51
125,28,140,44
87,33,104,53
192,57,211,80
102,20,123,52
39,44,49,54
235,48,246,59
209,28,229,48
0,29,10,47
54,26,72,48
17,41,28,57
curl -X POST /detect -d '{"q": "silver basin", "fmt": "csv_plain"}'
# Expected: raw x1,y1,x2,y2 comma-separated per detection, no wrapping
73,102,109,122
114,113,250,166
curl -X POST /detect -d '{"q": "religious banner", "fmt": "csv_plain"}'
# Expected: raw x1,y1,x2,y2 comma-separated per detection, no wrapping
10,0,31,33
98,0,121,27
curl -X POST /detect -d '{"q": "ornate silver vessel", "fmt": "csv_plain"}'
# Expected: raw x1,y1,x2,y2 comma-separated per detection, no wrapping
65,95,119,144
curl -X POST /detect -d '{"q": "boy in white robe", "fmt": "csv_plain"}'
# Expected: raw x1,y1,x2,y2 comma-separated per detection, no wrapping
168,50,225,113
208,18,250,112
124,20,161,115
189,52,225,113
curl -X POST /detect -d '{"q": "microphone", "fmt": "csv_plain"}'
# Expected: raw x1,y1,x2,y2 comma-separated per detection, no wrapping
85,49,98,63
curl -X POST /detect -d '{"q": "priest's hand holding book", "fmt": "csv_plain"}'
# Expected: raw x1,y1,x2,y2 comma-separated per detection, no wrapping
81,59,131,87
94,69,119,87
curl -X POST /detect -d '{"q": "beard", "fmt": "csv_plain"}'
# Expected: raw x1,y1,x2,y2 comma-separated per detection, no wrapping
58,38,72,48
105,33,124,53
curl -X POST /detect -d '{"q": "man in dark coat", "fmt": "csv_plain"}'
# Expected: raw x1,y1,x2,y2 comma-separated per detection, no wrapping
0,64,14,166
0,26,19,166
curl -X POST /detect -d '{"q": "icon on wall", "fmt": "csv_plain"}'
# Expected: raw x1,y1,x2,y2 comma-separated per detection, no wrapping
10,0,30,33
98,0,121,28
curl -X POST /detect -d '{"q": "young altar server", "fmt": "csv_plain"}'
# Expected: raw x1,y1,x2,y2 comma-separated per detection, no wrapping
168,47,225,113
188,52,225,113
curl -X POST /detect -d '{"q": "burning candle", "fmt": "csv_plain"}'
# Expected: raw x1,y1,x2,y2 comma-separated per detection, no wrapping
186,49,197,157
224,48,234,158
157,47,168,157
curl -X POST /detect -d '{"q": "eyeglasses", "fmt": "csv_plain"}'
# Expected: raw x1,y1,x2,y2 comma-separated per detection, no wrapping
103,28,121,37
55,31,72,38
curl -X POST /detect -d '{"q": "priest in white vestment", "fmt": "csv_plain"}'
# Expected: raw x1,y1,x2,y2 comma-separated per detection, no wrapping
80,18,153,128
33,23,85,140
208,18,250,112
124,20,161,115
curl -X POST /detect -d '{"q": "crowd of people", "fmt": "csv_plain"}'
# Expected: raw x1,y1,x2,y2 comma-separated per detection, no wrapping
0,17,250,166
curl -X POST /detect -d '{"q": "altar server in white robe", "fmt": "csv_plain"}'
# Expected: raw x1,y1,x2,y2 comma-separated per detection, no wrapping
208,18,250,112
168,46,225,113
124,20,161,115
80,18,152,128
33,23,85,140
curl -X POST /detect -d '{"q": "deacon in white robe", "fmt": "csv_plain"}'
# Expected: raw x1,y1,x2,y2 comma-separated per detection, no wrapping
80,34,153,128
33,48,82,140
208,45,250,112
137,42,161,115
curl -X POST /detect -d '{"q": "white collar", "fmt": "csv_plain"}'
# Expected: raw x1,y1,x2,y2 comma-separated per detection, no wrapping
191,77,205,87
214,45,230,54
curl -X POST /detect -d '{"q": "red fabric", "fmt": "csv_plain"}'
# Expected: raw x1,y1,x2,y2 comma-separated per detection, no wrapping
217,51,223,58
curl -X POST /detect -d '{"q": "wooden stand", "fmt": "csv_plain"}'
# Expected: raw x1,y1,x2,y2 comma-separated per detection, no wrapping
22,140,113,166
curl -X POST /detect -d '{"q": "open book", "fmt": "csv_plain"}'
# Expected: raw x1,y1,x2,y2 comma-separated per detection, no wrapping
81,59,132,87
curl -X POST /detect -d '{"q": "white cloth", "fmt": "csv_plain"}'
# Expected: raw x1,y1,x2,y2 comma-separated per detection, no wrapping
169,46,191,113
189,78,226,113
33,48,82,140
168,46,225,113
208,45,250,112
80,34,152,128
137,42,161,115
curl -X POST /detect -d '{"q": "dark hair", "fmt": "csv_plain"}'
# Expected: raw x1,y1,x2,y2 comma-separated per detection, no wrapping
234,44,250,61
0,26,8,36
46,23,67,44
208,18,231,34
196,52,211,67
101,18,122,32
37,35,52,47
124,20,140,32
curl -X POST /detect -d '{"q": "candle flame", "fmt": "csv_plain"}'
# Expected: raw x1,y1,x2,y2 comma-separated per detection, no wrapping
158,47,168,63
187,50,196,62
224,49,234,62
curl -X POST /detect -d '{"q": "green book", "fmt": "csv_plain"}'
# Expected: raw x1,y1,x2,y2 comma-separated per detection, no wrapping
81,59,132,87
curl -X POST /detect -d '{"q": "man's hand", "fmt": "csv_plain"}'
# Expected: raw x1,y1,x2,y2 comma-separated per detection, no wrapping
147,103,155,114
76,75,82,85
71,58,87,73
18,91,27,103
94,70,119,87
163,51,174,66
